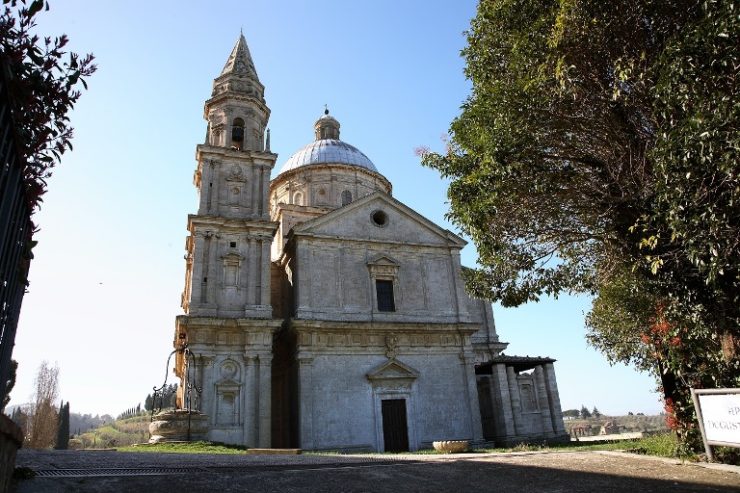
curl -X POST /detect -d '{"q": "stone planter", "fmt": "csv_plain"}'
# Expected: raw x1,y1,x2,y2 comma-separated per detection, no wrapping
1,414,23,493
149,410,209,443
432,440,469,453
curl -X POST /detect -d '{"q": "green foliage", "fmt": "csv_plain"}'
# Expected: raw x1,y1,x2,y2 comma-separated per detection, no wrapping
69,412,113,436
54,400,69,449
586,269,658,372
0,0,96,209
422,0,739,455
579,405,591,419
475,432,687,459
146,384,178,414
625,432,682,459
73,415,149,449
117,403,144,420
0,0,95,299
118,441,249,455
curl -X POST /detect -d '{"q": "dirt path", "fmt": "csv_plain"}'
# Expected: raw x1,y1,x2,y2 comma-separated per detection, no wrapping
11,448,740,493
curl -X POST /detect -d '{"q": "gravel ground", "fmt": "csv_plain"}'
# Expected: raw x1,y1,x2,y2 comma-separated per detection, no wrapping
10,448,740,493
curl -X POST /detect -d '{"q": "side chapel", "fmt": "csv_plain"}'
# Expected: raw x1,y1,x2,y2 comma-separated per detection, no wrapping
172,34,569,451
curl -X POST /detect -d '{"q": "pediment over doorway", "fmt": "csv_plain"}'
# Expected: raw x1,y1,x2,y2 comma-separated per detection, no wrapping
366,359,419,383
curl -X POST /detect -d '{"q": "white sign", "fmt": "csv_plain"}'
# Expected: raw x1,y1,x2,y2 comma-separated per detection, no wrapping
697,392,740,445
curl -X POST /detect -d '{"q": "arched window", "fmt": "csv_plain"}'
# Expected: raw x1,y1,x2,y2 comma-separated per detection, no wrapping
231,118,245,149
341,190,353,206
293,192,304,206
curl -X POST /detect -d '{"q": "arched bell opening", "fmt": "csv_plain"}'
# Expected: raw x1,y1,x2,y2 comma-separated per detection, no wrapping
231,117,245,150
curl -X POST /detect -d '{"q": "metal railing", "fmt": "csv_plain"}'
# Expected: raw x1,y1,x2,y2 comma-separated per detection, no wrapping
0,56,31,406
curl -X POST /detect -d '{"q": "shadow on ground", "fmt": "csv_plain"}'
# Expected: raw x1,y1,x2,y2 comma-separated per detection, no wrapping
11,449,740,493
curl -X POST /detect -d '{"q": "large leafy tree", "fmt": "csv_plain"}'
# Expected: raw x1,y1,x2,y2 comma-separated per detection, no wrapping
423,0,738,451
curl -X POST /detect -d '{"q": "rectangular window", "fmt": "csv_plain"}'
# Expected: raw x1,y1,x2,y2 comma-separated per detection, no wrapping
376,280,395,312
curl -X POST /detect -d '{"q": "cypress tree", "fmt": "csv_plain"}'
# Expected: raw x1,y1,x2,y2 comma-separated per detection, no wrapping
55,401,70,450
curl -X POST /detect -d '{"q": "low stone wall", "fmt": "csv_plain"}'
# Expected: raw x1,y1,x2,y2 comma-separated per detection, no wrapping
0,413,23,493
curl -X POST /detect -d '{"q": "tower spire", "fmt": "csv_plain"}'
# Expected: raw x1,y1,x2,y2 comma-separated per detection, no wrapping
205,32,270,150
220,32,259,80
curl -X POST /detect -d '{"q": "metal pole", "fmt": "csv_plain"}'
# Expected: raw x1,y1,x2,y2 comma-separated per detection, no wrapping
690,388,714,462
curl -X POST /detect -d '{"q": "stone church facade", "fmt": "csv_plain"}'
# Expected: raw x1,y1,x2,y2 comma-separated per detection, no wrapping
172,34,568,451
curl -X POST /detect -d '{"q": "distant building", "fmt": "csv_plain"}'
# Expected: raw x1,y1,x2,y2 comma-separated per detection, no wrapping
172,34,569,451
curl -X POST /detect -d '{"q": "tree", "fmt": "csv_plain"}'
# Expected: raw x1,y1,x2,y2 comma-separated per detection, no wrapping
592,407,601,419
1,359,18,412
55,400,69,449
0,0,96,213
10,405,28,437
421,0,739,452
26,361,59,448
562,409,580,419
580,406,591,419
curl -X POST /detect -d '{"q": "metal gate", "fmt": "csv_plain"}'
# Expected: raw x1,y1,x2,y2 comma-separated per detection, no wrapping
0,56,32,405
381,399,409,452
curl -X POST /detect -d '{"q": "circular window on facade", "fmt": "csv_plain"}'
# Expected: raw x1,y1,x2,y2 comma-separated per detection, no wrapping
371,210,389,227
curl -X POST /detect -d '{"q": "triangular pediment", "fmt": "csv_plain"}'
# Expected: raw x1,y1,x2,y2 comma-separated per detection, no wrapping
367,255,398,267
292,192,466,248
366,358,419,382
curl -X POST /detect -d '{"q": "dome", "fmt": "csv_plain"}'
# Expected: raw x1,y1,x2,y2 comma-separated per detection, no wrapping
276,109,378,175
278,139,377,174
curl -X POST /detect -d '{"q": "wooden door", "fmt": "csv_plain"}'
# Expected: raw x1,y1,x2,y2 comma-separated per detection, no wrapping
381,399,409,452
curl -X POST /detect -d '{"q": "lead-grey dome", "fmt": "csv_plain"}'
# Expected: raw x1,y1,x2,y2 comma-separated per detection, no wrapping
277,109,378,175
279,139,377,174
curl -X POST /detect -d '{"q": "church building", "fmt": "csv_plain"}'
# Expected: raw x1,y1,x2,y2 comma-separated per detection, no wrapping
172,34,568,451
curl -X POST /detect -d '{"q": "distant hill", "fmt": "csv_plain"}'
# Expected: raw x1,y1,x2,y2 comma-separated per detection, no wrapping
70,413,149,449
69,412,115,437
565,414,668,437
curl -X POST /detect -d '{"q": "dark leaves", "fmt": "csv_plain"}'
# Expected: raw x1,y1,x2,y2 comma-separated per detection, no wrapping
1,0,96,214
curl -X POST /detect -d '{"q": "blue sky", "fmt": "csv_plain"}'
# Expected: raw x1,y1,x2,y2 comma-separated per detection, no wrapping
9,0,660,416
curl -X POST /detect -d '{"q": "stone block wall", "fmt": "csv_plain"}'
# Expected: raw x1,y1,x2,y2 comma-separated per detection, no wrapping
296,350,481,452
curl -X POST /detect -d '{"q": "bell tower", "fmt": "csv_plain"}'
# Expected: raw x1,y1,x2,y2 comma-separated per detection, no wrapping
183,32,277,318
174,33,280,447
205,33,269,152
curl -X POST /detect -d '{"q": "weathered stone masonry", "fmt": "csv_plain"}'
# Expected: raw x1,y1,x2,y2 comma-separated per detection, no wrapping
173,33,569,451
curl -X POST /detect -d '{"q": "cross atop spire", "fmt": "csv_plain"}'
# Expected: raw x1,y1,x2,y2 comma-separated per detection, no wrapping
220,32,259,80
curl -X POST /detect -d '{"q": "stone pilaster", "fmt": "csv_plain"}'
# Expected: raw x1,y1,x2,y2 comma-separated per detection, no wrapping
460,352,484,442
246,238,257,307
506,366,524,436
260,239,270,306
544,363,566,435
257,353,273,447
201,356,216,430
492,364,516,438
534,366,554,435
251,165,260,214
297,355,314,449
242,355,257,446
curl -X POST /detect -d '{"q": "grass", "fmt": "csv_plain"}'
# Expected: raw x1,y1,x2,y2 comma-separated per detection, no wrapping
475,433,692,459
118,441,249,454
114,433,689,461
